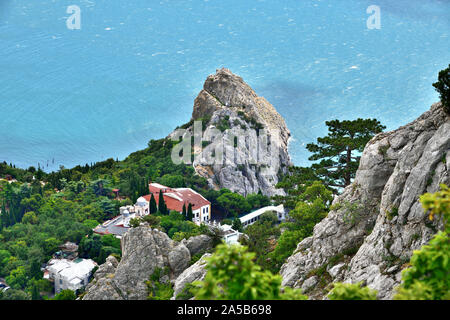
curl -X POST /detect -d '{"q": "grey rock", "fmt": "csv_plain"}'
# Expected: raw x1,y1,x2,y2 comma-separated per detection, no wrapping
301,276,318,293
169,68,291,197
168,245,191,277
172,254,211,300
329,263,346,279
183,235,213,257
281,102,449,300
83,226,193,300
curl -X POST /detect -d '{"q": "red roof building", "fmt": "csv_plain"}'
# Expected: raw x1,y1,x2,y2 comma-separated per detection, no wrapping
141,183,211,224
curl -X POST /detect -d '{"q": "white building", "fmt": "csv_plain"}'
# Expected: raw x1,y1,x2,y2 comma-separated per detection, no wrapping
220,224,242,245
240,204,285,228
45,258,97,294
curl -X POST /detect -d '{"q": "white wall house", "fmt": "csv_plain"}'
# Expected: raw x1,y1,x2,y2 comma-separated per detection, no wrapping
192,202,211,224
220,224,241,245
240,204,285,228
46,258,97,294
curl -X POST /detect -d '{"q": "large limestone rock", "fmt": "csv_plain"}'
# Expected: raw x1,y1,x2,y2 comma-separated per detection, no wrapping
171,253,211,300
280,102,449,300
170,68,291,197
182,235,213,257
83,226,212,300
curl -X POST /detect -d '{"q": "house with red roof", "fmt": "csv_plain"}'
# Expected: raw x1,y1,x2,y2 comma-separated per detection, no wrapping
138,183,211,224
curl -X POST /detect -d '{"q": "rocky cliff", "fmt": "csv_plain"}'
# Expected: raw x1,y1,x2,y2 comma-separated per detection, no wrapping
82,226,212,300
280,102,449,299
169,68,291,197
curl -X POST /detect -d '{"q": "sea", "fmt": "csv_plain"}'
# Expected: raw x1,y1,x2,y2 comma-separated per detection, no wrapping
0,0,449,171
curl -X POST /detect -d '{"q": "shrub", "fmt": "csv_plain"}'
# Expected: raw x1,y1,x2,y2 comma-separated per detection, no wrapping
328,282,377,300
191,244,307,300
146,267,174,300
394,184,450,300
52,289,77,300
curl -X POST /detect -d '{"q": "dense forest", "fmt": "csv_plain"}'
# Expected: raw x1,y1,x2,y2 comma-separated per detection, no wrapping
0,136,272,299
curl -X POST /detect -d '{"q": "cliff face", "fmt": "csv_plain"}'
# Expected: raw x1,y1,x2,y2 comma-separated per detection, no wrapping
280,103,449,299
82,226,212,300
170,68,291,197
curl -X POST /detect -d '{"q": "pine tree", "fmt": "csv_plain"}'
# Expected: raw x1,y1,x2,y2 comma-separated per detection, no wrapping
182,203,187,220
306,118,385,189
187,203,193,222
149,194,157,214
0,200,7,229
158,192,168,215
433,64,450,114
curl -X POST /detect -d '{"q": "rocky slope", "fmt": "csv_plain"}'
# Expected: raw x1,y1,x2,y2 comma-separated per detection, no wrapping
169,68,291,197
280,102,449,299
82,226,212,300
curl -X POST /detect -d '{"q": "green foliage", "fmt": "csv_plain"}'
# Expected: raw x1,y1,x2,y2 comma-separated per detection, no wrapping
394,184,450,300
341,201,364,226
241,218,280,271
269,230,304,272
386,206,399,221
82,219,100,229
146,267,174,300
274,167,330,210
432,64,450,114
142,214,161,228
328,282,378,300
78,234,121,264
186,203,193,222
192,244,307,300
269,182,332,271
157,211,209,241
176,283,196,300
0,136,212,297
21,211,38,225
216,115,231,132
6,266,28,289
231,217,243,233
301,119,385,190
203,188,270,219
129,217,141,228
216,192,251,218
52,289,77,300
0,288,30,300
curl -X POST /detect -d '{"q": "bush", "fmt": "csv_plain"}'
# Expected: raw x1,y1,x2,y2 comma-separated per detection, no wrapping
328,282,378,300
394,184,450,300
52,289,77,300
142,214,161,228
146,267,174,300
191,244,307,300
129,217,141,228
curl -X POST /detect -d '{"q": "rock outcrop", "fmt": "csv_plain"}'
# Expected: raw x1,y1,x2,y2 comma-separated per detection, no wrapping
170,68,291,197
280,102,449,300
171,254,211,300
83,226,212,300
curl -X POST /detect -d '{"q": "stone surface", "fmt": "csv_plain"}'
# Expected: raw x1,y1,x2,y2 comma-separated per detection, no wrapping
171,254,211,300
183,235,213,257
83,227,213,300
169,68,291,197
280,102,449,300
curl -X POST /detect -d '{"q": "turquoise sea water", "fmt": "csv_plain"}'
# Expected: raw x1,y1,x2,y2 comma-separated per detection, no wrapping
0,0,449,171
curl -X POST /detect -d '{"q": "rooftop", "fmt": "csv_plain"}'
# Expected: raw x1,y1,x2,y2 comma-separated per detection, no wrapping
143,184,210,212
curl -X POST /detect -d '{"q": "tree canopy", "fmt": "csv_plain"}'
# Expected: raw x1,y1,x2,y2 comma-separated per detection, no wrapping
306,118,385,189
433,64,450,114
